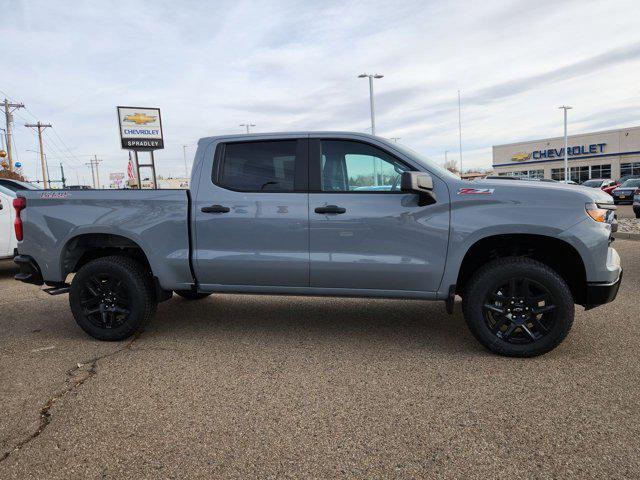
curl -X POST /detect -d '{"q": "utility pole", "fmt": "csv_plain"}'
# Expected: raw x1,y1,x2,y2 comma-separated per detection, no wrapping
24,121,52,188
4,98,25,171
358,73,384,135
94,155,101,188
85,155,102,188
239,123,255,134
457,90,463,174
60,163,66,188
559,106,572,182
85,160,95,188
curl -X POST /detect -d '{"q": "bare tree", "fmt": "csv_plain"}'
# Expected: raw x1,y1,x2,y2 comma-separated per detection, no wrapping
443,159,459,174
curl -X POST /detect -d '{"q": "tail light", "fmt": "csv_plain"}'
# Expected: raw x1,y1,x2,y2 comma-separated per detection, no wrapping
13,197,26,241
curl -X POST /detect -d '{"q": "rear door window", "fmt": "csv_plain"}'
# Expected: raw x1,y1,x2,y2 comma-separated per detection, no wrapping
215,140,302,192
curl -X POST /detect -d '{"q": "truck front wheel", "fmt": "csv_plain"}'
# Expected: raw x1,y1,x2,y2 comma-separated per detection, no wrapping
462,257,574,357
69,256,156,341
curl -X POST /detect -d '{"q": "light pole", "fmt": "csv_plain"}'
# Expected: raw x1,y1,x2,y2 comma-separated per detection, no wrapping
559,106,572,182
239,123,255,134
182,145,190,178
358,73,383,135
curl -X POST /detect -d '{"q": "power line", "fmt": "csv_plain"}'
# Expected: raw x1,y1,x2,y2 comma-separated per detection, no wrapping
14,109,82,171
1,87,85,170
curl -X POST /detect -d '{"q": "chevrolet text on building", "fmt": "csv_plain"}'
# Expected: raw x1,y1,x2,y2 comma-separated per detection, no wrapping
494,126,640,182
531,143,606,160
117,106,164,150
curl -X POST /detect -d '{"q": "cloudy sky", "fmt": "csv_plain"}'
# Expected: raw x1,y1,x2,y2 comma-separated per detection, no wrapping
2,0,640,185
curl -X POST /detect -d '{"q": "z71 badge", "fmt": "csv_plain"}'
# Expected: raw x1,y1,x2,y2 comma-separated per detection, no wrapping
457,188,494,195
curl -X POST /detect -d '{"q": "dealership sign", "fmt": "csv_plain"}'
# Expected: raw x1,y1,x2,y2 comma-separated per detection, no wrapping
511,143,607,162
117,106,164,150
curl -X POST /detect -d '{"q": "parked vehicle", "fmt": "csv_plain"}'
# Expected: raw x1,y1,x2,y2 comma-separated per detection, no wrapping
0,178,39,192
617,174,640,184
13,132,622,357
611,179,640,204
484,175,523,180
0,185,18,259
581,178,619,196
634,193,640,219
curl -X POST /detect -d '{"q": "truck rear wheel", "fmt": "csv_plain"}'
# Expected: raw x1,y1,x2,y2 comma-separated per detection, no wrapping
462,257,574,357
69,256,156,341
174,290,212,300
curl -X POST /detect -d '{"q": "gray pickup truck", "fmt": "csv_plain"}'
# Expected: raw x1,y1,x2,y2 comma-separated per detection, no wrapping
13,132,622,357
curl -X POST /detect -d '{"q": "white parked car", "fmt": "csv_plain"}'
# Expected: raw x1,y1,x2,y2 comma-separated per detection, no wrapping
0,185,18,259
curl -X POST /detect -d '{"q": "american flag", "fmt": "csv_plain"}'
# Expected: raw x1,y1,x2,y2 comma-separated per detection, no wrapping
127,152,135,181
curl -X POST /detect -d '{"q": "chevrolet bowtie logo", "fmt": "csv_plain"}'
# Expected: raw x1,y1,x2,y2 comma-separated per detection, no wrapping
123,113,157,125
511,152,531,162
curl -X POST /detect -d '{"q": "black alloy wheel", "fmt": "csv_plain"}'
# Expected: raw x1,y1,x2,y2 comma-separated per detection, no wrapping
80,272,131,330
482,277,556,344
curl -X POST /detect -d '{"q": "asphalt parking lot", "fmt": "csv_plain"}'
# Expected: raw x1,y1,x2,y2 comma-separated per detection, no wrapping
617,204,635,218
0,240,638,479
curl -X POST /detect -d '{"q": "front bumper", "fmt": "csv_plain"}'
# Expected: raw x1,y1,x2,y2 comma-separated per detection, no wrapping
584,269,623,309
14,254,44,286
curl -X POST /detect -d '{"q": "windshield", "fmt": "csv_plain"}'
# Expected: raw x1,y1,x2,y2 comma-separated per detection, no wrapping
388,142,460,180
582,180,603,188
620,179,640,188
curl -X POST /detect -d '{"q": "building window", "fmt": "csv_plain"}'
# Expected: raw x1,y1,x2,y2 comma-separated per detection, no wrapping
570,166,590,183
621,162,640,177
590,164,611,179
551,168,565,181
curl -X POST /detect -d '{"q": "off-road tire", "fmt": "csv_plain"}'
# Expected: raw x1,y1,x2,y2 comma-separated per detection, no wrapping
69,255,156,341
462,257,574,357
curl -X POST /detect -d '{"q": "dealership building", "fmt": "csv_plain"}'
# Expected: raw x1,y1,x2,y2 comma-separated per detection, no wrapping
492,125,640,182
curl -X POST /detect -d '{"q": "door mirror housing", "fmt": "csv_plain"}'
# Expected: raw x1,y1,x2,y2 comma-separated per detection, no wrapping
401,171,436,204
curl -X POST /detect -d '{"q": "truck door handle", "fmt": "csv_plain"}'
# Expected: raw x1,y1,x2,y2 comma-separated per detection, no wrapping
314,205,346,214
201,204,230,213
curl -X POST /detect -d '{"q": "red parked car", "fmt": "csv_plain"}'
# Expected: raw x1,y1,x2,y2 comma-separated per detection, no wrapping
581,178,619,196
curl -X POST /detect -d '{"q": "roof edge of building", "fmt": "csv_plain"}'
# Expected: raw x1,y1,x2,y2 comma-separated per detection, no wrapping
493,125,640,149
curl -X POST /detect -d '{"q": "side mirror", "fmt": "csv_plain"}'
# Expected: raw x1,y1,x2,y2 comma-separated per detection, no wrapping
401,171,436,205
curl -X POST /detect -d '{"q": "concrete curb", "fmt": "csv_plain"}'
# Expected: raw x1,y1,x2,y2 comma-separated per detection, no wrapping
613,231,640,241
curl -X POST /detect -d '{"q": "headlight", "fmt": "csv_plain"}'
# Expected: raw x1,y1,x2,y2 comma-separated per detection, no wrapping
586,202,616,223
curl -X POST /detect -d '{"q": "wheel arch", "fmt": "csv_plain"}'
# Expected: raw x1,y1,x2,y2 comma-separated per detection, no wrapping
61,232,153,280
456,233,588,305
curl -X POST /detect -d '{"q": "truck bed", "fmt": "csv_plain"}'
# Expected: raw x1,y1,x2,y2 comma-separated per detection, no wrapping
17,189,193,290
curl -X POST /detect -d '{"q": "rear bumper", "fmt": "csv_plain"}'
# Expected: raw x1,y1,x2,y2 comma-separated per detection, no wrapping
584,269,623,309
14,254,44,286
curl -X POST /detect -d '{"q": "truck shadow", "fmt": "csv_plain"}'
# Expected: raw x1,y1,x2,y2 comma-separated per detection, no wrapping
0,259,17,279
148,294,480,355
